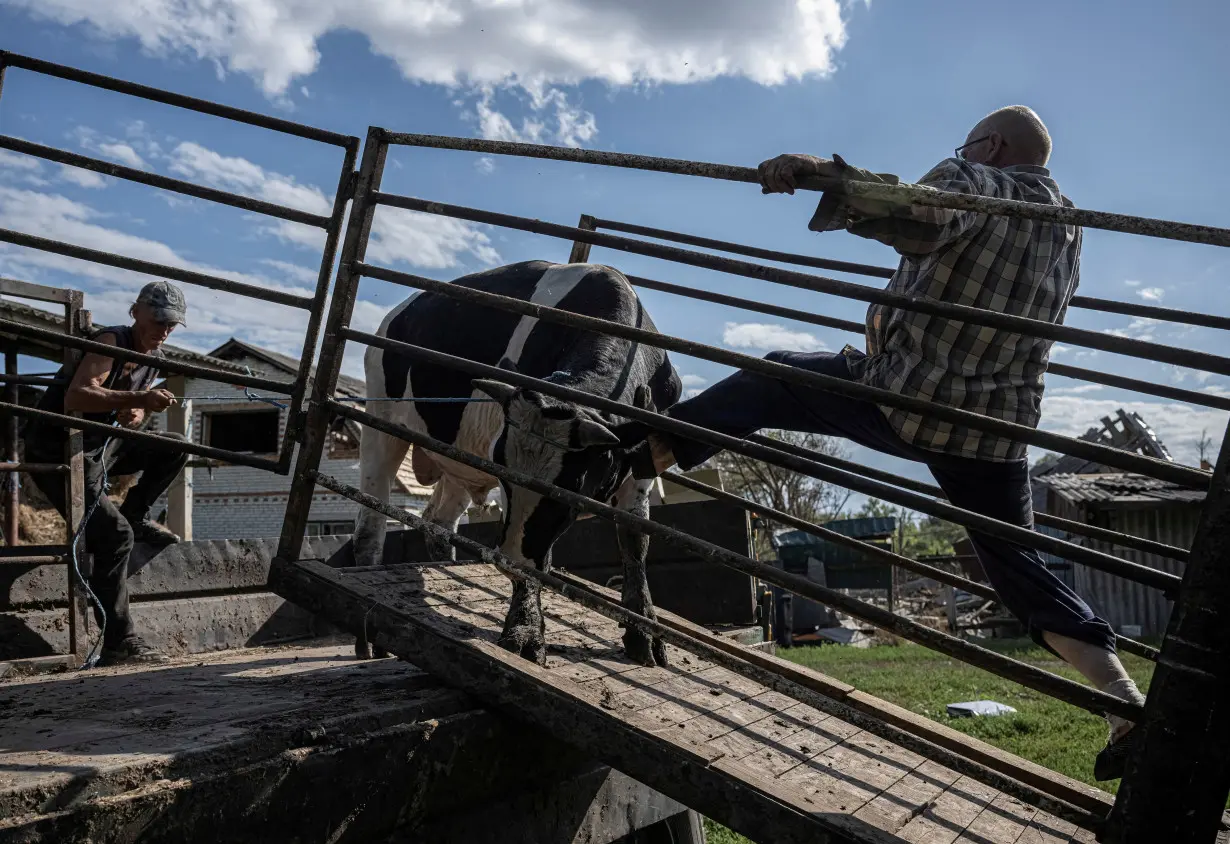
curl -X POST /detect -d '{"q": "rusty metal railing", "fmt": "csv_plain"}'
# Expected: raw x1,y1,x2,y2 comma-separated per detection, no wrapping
278,127,1230,840
0,51,358,473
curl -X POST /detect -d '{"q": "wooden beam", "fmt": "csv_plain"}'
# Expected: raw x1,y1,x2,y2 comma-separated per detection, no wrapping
568,214,596,264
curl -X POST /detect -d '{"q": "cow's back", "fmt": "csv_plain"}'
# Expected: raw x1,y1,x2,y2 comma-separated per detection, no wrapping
376,261,671,444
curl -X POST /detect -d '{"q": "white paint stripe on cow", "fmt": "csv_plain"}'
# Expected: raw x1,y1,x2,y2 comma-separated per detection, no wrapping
501,263,593,370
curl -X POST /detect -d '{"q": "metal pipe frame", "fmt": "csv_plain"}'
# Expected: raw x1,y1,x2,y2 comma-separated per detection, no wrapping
660,470,1158,662
0,316,295,393
0,51,353,148
371,192,1230,379
326,396,1141,722
340,329,1181,595
383,132,1230,248
0,462,69,474
349,264,1208,491
0,373,66,387
620,272,1230,415
307,467,1102,831
742,432,1190,562
0,227,315,310
0,400,280,472
591,217,1230,333
0,51,361,474
0,135,333,229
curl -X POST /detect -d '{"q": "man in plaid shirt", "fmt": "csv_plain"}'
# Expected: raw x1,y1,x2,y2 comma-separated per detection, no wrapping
627,106,1144,779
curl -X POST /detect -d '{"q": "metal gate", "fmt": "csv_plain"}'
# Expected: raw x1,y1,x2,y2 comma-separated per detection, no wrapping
276,127,1230,842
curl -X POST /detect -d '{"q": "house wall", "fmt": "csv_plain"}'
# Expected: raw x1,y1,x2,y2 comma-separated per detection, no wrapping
1043,490,1196,639
155,357,430,541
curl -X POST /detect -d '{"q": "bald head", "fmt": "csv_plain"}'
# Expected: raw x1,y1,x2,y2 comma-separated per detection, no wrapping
961,105,1052,168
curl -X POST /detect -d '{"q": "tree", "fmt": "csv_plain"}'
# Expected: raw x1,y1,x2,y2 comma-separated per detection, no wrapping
855,497,966,560
708,429,851,527
1196,428,1213,467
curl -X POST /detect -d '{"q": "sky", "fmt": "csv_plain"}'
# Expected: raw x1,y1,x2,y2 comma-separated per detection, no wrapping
0,0,1227,499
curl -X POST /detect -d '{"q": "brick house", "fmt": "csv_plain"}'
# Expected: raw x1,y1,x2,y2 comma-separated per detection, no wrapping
155,338,433,540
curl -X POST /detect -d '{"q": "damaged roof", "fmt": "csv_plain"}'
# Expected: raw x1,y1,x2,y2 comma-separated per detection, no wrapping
1036,472,1206,505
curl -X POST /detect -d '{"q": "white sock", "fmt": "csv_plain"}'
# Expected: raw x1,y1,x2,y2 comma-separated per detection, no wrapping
1043,631,1145,742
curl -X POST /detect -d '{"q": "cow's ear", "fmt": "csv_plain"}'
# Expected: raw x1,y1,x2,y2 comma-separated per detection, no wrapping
472,379,517,405
574,419,621,449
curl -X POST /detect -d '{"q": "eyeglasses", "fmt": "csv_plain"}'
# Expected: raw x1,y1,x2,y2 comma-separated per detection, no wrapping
955,135,991,161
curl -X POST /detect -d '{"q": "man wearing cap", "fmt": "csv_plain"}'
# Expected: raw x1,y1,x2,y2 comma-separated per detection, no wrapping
24,281,190,665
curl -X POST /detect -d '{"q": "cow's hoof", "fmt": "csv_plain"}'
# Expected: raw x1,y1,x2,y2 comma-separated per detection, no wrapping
355,638,373,660
498,627,547,665
623,629,669,668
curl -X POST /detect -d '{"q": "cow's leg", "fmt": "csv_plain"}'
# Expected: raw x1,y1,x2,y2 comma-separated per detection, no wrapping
616,477,667,667
353,426,409,660
499,551,548,665
420,474,471,562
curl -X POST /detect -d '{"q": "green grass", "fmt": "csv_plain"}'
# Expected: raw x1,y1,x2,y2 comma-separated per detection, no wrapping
701,638,1154,844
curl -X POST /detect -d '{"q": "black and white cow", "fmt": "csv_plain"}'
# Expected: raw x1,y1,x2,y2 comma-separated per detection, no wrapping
354,260,681,666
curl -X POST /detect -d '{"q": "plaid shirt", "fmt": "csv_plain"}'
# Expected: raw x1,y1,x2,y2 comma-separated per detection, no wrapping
809,157,1082,462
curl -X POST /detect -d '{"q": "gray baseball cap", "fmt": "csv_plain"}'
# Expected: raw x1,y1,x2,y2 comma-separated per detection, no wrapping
136,281,187,326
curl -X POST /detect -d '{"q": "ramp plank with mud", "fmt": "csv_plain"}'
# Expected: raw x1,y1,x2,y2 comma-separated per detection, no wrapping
270,558,1107,844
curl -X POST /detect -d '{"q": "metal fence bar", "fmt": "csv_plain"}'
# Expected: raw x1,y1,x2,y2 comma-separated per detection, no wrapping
661,470,1158,662
308,467,1103,830
0,462,69,474
279,138,361,471
0,401,282,472
0,317,296,392
325,397,1141,721
623,271,1230,414
372,193,1230,378
0,135,332,229
341,328,1182,594
382,132,1230,248
0,51,354,148
593,217,1230,332
351,263,1209,489
0,374,65,386
0,227,314,310
745,432,1190,563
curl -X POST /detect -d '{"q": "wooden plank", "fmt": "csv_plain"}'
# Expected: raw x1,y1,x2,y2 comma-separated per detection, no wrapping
271,556,915,844
955,793,1038,844
897,775,999,844
556,570,1114,818
854,759,962,835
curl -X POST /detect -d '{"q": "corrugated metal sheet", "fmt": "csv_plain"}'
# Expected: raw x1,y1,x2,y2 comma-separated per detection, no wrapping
1044,490,1197,638
1040,473,1206,505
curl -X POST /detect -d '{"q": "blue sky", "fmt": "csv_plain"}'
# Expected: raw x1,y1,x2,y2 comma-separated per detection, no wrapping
0,0,1227,494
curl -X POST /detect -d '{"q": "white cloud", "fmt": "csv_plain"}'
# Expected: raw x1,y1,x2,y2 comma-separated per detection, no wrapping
1123,280,1142,287
1039,396,1226,467
260,258,321,286
1049,344,1071,357
1137,287,1165,302
1103,317,1159,343
97,141,147,170
57,165,109,189
367,206,501,270
722,321,828,352
169,141,331,215
7,0,852,98
474,156,495,175
1046,384,1104,395
0,149,42,173
679,374,708,388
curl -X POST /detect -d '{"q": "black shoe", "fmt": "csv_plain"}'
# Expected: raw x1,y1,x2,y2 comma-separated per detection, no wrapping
1094,726,1140,781
98,636,170,667
127,517,181,549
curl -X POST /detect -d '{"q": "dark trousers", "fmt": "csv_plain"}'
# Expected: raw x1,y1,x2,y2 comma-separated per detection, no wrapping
30,432,188,646
666,351,1116,653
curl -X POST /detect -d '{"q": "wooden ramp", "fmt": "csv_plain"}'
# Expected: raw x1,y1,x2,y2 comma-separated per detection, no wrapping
270,558,1107,844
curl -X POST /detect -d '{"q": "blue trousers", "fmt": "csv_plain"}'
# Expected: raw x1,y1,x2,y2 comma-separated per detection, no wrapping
666,351,1116,653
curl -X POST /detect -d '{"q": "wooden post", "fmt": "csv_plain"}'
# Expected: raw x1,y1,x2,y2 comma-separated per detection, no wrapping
5,347,18,546
164,374,192,540
63,292,89,661
568,214,596,264
1106,421,1230,841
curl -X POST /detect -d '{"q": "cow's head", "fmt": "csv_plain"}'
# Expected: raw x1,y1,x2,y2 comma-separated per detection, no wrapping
473,378,631,565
